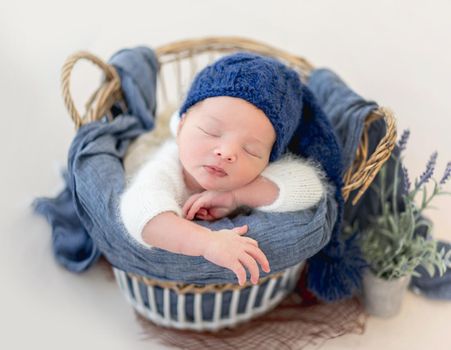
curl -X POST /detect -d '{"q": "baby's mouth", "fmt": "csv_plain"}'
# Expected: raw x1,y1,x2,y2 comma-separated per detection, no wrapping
203,165,227,177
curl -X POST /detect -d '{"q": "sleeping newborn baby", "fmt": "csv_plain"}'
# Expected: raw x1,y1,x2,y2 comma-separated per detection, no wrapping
120,52,326,286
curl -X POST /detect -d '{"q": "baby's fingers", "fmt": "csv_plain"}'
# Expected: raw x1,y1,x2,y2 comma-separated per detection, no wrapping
239,254,260,284
232,225,248,235
243,237,258,247
231,262,247,286
245,245,271,273
197,208,208,217
195,212,206,220
182,193,202,219
195,208,214,221
199,208,208,214
186,198,206,220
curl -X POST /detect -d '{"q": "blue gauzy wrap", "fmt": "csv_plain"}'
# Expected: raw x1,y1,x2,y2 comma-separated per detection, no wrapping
33,46,406,302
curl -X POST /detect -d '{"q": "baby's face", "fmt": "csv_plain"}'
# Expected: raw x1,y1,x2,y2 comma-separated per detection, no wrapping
177,96,276,192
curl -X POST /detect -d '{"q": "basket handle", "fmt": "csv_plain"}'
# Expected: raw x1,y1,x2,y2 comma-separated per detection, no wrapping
60,51,123,129
342,106,397,204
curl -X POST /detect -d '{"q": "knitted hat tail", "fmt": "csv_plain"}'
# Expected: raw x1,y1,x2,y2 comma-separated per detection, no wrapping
287,87,365,302
306,231,368,302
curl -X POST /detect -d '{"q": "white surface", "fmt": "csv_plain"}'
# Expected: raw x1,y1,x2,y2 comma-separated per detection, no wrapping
1,1,450,349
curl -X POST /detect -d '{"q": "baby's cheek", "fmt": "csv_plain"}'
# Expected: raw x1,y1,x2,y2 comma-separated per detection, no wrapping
180,139,201,162
231,167,256,188
245,162,265,184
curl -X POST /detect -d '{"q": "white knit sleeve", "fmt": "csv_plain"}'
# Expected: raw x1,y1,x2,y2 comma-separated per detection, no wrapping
257,153,327,212
119,139,186,248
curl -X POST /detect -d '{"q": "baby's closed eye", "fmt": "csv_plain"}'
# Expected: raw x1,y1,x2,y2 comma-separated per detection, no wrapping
198,126,220,137
243,147,261,158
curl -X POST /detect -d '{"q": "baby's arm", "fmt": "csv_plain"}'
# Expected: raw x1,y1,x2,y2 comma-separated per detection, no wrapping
233,176,280,209
141,212,270,285
183,154,326,220
182,178,278,221
255,153,326,212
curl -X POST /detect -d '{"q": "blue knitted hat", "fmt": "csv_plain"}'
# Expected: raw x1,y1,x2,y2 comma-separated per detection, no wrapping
179,52,303,162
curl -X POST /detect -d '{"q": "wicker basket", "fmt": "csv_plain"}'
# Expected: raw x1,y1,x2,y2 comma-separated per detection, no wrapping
61,37,397,331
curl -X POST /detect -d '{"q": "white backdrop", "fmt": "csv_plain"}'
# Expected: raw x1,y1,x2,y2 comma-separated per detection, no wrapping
1,1,450,349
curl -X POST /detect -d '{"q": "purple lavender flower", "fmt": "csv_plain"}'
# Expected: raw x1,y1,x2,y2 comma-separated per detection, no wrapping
440,161,451,185
397,129,410,153
416,152,438,189
402,165,411,194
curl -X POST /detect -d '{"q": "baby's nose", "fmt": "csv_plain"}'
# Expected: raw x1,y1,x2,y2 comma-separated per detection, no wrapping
215,149,236,162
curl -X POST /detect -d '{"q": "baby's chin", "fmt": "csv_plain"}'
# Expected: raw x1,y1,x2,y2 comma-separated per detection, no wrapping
196,176,235,192
198,177,252,193
199,181,231,192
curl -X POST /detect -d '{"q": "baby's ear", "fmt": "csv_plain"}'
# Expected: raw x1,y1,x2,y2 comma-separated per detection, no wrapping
170,111,183,137
177,113,187,133
174,113,187,142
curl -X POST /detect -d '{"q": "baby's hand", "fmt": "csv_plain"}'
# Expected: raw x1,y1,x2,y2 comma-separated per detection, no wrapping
202,225,271,286
183,190,239,221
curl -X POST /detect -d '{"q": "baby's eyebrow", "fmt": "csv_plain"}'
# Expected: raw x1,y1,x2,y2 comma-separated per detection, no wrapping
207,115,223,124
248,136,266,146
207,115,268,146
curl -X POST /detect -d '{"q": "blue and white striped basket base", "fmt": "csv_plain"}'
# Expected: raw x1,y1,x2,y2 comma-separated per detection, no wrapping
113,261,304,331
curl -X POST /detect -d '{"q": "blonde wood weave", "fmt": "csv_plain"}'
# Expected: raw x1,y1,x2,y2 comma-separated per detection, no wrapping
61,51,124,129
129,270,286,295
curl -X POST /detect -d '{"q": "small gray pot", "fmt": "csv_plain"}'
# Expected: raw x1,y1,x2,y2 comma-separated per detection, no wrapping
362,269,411,318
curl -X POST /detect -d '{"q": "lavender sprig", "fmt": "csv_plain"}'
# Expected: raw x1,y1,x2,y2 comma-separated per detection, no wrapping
362,128,450,281
416,151,438,189
440,161,451,185
402,165,411,194
397,129,410,153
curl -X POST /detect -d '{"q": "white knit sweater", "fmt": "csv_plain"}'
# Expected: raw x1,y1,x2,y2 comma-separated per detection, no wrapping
120,138,326,248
